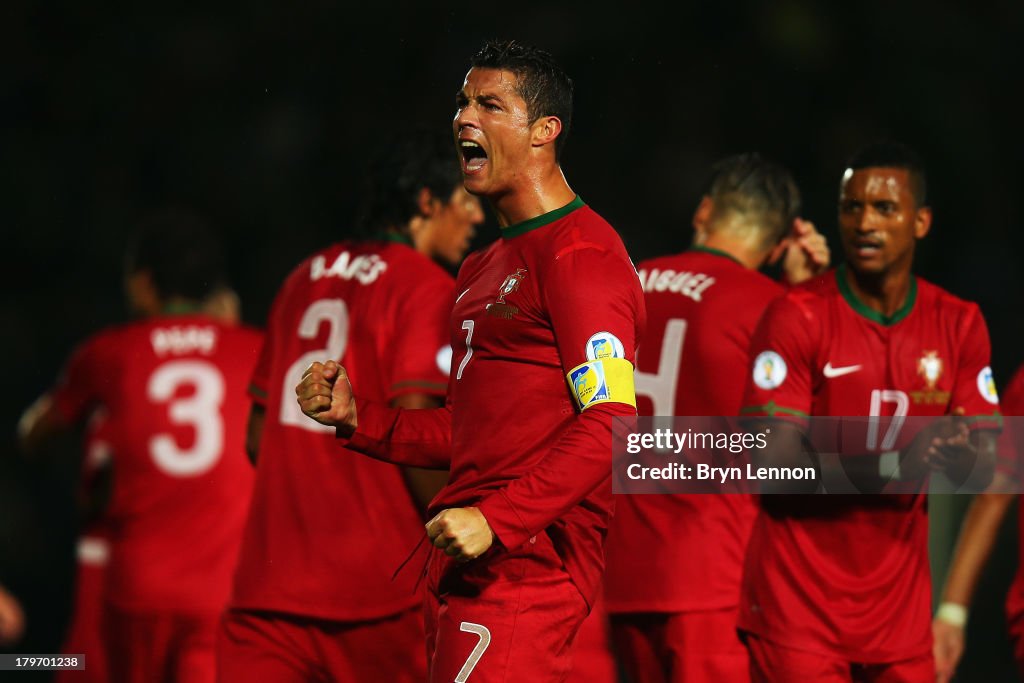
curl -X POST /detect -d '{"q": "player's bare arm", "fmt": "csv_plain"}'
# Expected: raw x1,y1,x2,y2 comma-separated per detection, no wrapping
750,419,821,494
296,360,358,436
425,507,495,562
0,582,25,646
17,393,67,454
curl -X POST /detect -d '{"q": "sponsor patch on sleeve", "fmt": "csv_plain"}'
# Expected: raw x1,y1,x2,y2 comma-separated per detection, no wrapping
585,331,626,360
567,357,636,411
977,366,999,405
752,351,787,390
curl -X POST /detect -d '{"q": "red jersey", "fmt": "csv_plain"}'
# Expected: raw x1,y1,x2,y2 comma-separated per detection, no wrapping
605,247,784,613
345,197,646,607
1001,366,1024,619
739,266,1001,661
230,240,454,621
50,315,262,614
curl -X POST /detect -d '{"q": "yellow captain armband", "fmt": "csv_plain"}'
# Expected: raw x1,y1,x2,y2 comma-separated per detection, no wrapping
566,357,637,412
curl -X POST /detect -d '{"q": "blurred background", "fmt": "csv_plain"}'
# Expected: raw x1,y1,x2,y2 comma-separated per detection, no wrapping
2,1,1022,679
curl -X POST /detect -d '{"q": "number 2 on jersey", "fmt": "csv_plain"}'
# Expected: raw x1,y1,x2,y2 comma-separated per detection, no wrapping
281,299,349,432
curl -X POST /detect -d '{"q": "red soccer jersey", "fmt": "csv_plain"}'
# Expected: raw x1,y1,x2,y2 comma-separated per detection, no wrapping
346,197,646,607
739,266,1001,662
1001,366,1024,620
230,240,454,621
50,315,262,614
605,247,784,613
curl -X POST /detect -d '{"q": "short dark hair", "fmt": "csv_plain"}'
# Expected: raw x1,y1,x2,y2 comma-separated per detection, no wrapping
355,130,463,236
845,141,928,207
703,153,801,247
126,209,226,301
470,40,574,160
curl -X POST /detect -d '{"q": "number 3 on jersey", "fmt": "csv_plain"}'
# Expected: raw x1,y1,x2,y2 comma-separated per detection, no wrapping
280,299,349,432
147,360,225,476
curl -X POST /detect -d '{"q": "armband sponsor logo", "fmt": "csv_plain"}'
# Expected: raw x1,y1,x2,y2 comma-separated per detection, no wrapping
977,366,999,405
585,331,625,360
752,351,787,390
566,357,637,411
310,251,387,284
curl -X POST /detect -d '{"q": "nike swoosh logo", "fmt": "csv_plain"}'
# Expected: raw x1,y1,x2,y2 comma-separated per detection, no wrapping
456,288,471,304
823,362,862,378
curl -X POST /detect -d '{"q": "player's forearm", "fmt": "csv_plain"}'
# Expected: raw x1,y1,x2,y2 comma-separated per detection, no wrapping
341,398,453,469
942,492,1014,607
478,404,624,550
750,420,821,494
944,432,997,492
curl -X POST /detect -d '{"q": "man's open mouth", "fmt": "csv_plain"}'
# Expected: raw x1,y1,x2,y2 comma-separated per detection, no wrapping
460,140,488,173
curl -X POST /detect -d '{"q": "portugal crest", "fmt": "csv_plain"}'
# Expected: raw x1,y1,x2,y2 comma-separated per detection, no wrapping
917,351,943,390
487,268,528,319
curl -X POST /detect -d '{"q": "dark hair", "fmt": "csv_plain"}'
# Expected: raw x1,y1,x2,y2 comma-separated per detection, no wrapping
469,40,574,160
845,141,928,206
355,130,463,236
703,153,801,246
125,209,225,301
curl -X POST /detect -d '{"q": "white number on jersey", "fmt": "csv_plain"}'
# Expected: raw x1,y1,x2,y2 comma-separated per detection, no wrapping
456,320,475,381
280,299,349,433
455,621,491,682
634,319,687,415
867,389,910,450
147,360,226,476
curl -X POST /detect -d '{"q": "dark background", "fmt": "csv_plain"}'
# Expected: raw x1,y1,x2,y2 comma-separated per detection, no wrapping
2,1,1022,680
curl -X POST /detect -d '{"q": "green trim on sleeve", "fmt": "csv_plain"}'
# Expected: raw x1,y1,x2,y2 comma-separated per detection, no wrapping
739,402,810,418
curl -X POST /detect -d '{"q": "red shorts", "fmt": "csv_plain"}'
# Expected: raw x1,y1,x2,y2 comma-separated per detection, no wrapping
610,608,748,683
744,633,934,683
103,604,218,683
217,607,426,683
56,549,109,683
567,591,617,683
424,532,589,683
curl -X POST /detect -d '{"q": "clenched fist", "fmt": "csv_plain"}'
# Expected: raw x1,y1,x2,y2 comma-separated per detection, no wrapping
295,360,358,436
426,507,494,562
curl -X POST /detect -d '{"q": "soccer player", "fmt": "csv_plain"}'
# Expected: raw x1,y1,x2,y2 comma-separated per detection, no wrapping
217,131,483,682
932,363,1024,681
739,142,1000,681
296,40,645,683
605,153,828,683
19,214,262,683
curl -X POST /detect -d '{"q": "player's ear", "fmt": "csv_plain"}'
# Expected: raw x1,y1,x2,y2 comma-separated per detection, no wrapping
913,206,932,240
126,270,161,317
416,187,439,217
531,116,562,150
691,196,713,243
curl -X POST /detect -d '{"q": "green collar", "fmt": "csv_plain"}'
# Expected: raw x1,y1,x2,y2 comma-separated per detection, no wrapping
161,301,205,316
836,263,917,326
380,230,413,246
501,196,585,239
689,244,744,266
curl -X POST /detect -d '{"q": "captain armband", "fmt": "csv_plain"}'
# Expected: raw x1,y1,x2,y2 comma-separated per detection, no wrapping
566,357,637,412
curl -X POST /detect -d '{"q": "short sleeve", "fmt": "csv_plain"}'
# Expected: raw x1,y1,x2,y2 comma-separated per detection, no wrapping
741,293,819,425
951,305,1002,430
50,335,105,424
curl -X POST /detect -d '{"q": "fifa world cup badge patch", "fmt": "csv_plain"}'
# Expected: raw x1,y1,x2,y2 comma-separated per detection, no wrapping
977,366,999,405
486,268,527,319
585,332,625,360
566,357,637,411
752,351,786,390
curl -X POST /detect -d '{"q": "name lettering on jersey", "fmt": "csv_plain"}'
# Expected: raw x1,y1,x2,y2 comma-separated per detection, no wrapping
151,326,218,357
977,366,999,405
486,268,527,319
911,350,950,405
638,268,716,303
310,251,387,285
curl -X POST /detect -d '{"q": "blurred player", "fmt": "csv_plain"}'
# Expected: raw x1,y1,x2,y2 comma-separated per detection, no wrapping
605,153,827,683
932,363,1024,681
297,40,645,683
55,287,243,683
19,213,262,683
218,132,483,683
739,142,1000,681
0,582,25,647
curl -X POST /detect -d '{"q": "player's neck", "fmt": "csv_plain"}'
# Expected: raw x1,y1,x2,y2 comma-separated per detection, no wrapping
841,263,914,319
698,234,762,270
490,166,576,228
